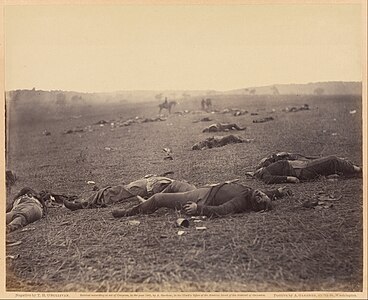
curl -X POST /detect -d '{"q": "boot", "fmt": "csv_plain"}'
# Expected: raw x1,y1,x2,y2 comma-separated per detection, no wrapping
111,209,128,218
63,199,83,211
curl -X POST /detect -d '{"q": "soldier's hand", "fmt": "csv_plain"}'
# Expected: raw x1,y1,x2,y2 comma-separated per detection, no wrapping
183,202,197,215
277,186,293,196
287,176,300,183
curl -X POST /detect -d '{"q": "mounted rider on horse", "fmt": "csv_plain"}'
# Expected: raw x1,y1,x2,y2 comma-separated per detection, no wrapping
159,97,177,114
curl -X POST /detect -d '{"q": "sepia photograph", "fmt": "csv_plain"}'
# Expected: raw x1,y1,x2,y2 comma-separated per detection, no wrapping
1,1,367,299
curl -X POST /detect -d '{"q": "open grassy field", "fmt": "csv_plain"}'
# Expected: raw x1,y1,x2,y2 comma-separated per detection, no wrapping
5,94,363,292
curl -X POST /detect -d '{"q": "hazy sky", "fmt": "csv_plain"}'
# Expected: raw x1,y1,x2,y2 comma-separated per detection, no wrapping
5,3,363,92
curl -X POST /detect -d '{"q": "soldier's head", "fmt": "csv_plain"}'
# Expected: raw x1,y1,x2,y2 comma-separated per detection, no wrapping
13,187,47,208
250,189,272,211
14,187,40,200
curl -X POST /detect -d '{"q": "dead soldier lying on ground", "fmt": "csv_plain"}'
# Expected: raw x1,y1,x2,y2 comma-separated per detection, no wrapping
6,187,79,232
254,152,319,170
6,187,47,233
63,175,196,211
202,123,246,133
192,134,253,150
247,153,362,184
112,182,291,218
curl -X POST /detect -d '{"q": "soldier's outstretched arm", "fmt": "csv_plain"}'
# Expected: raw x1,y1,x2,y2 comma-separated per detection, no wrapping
264,187,293,200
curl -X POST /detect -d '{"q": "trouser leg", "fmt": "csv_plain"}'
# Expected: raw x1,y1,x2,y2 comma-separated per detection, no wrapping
82,186,136,208
117,188,209,217
161,181,196,193
6,215,28,233
81,189,107,209
230,124,244,130
300,156,356,179
220,135,231,145
126,193,189,216
6,211,15,224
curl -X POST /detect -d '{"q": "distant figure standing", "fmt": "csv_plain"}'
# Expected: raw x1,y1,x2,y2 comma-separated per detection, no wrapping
201,98,212,112
205,98,212,112
201,99,206,111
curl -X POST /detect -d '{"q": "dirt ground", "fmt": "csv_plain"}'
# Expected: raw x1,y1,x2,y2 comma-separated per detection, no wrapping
5,94,363,292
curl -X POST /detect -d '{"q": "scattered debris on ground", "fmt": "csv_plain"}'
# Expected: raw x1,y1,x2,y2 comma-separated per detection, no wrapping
128,220,141,226
20,227,35,232
302,191,341,209
163,148,173,160
175,218,189,228
6,240,22,247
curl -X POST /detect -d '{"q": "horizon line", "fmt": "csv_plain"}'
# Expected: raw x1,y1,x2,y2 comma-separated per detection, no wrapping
6,80,362,94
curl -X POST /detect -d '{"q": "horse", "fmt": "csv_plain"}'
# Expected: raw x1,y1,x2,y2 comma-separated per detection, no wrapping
159,100,177,114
